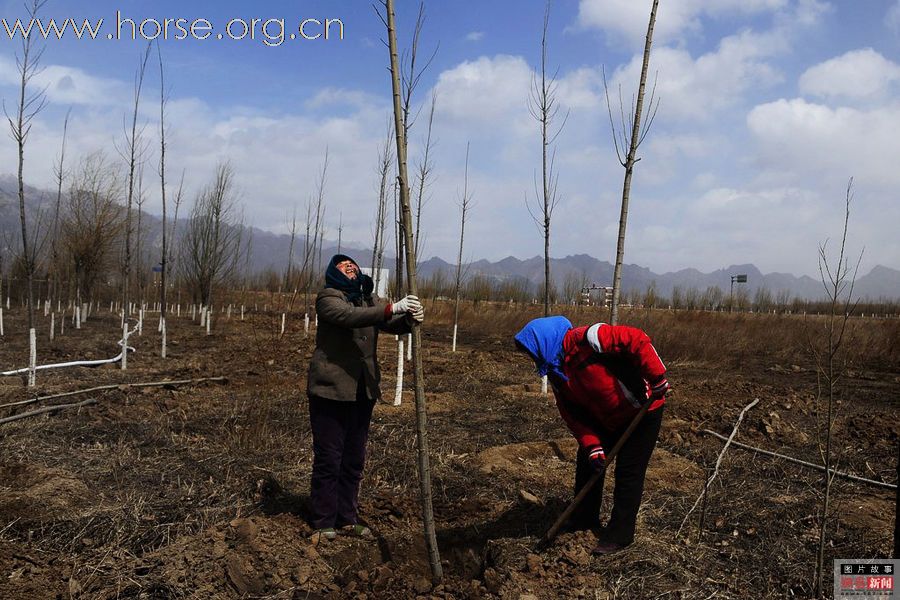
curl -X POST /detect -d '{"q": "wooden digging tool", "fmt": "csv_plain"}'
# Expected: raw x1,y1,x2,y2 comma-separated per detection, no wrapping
539,398,654,548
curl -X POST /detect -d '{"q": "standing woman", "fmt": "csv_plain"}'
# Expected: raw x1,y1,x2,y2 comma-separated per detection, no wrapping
306,254,423,540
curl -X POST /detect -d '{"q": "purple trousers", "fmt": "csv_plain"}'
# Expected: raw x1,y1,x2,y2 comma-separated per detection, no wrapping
308,392,375,530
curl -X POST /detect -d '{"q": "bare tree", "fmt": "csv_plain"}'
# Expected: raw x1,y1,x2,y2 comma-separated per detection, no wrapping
371,123,393,296
5,0,48,359
393,2,438,297
604,0,661,325
452,143,472,353
413,91,437,260
49,109,71,308
158,43,170,357
62,153,124,308
304,151,328,320
180,163,243,310
527,0,568,317
337,211,343,254
135,162,147,306
812,179,862,598
379,0,443,580
119,44,152,324
284,205,298,292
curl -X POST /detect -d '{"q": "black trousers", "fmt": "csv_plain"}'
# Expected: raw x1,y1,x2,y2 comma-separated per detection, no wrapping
571,406,664,545
308,387,375,530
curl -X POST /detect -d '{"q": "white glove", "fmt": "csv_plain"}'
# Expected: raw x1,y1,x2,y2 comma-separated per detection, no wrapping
411,306,425,323
391,295,421,315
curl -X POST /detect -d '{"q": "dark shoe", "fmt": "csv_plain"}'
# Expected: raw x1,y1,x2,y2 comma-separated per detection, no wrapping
591,540,627,555
340,524,373,538
310,528,337,544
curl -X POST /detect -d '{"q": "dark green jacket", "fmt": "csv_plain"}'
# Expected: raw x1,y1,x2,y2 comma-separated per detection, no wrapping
306,287,412,402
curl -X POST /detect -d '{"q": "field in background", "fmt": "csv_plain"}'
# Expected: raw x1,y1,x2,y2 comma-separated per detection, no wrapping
0,297,896,598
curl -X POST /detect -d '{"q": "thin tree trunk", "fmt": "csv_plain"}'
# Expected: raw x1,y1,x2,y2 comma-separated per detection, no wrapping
158,46,168,358
610,0,658,325
122,46,151,334
384,0,442,580
452,143,470,353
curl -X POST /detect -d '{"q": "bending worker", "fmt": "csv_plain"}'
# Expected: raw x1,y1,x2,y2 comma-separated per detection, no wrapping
306,254,423,541
514,316,669,555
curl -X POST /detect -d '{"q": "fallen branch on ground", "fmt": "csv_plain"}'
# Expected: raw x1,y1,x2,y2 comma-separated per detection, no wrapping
0,398,97,425
676,398,759,538
0,376,228,410
701,428,896,491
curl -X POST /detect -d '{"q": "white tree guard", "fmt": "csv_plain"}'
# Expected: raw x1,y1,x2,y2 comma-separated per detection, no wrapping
28,328,36,387
452,324,458,352
50,313,55,341
394,338,404,406
407,333,412,361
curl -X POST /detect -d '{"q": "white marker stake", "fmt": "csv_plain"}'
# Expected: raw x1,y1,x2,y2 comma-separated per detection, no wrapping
28,328,36,387
138,309,144,336
121,322,128,370
50,313,55,342
541,375,548,395
394,338,404,406
281,313,286,336
161,317,167,359
0,307,4,336
407,333,412,361
452,324,458,353
241,305,244,321
304,313,310,334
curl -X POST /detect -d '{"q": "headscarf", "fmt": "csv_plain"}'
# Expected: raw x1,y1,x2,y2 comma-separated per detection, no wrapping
513,316,573,382
324,254,374,303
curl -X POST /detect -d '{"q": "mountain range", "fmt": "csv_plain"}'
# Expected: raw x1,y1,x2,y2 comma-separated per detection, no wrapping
1,175,897,301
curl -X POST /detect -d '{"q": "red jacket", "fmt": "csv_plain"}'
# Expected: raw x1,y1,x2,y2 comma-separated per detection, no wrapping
552,324,667,449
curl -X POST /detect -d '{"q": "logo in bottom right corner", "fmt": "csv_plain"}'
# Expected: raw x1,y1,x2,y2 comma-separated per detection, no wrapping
835,559,898,598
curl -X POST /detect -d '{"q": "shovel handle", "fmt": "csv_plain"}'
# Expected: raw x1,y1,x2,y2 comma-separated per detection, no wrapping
541,399,654,545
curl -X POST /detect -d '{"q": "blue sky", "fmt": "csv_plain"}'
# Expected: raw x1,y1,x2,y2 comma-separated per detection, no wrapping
0,0,898,278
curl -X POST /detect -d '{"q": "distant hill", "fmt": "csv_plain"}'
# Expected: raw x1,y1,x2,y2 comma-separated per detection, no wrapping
413,255,900,302
1,175,896,301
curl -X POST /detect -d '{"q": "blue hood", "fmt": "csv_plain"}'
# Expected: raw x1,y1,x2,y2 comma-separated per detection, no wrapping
514,316,572,381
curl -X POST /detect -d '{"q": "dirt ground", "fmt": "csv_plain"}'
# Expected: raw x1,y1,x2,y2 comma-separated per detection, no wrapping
0,299,896,599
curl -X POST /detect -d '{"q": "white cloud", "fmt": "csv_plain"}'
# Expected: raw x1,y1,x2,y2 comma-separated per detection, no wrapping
0,55,129,107
465,31,485,42
575,0,789,45
432,55,533,137
606,29,784,122
799,48,900,101
747,98,900,188
890,1,900,33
